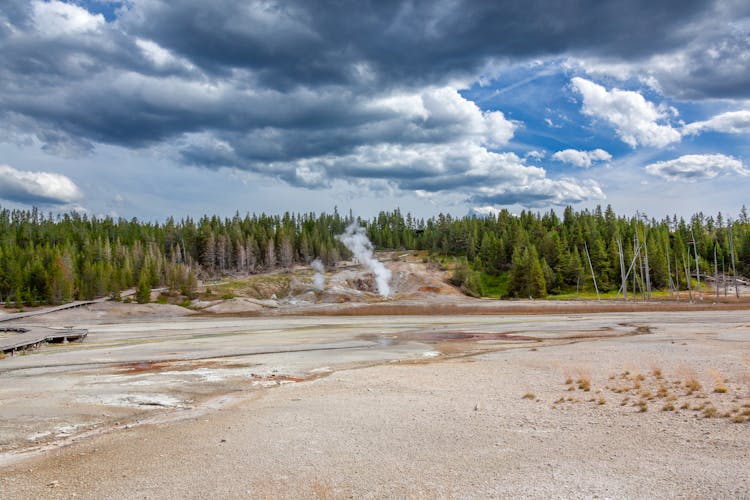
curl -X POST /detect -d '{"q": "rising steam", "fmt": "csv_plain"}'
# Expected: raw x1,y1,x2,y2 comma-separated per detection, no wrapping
311,258,325,290
337,222,392,297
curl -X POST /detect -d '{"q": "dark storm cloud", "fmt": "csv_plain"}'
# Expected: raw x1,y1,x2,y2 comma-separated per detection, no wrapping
574,2,750,99
119,0,710,89
661,30,750,99
0,0,730,152
0,0,745,208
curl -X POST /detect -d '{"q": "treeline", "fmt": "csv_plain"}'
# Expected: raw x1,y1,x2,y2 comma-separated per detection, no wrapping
0,205,748,305
365,206,750,298
0,208,353,305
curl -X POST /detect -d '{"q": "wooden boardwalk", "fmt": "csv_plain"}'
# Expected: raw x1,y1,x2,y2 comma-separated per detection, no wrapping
0,299,104,324
0,300,102,355
0,326,88,355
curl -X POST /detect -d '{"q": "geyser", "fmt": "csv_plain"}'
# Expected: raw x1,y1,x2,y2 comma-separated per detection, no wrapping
311,258,325,290
337,222,392,297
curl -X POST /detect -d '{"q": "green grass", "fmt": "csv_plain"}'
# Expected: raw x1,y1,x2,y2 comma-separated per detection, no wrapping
206,274,293,300
478,272,509,298
548,288,672,300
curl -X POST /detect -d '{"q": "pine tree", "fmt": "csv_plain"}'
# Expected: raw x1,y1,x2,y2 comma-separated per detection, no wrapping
528,248,547,298
136,267,151,304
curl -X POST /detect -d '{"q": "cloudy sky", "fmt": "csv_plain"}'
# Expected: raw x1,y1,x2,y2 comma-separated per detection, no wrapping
1,0,749,221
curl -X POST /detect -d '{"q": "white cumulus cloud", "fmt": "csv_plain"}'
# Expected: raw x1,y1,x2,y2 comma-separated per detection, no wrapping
473,178,605,207
0,164,82,204
371,86,517,148
552,148,612,168
644,154,749,181
571,77,681,148
683,110,750,136
32,0,105,37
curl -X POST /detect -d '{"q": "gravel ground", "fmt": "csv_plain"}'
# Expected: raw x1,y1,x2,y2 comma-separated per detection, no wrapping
1,310,749,498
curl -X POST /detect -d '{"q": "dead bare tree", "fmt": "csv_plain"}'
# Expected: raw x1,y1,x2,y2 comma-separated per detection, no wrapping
729,226,740,299
583,242,600,300
617,237,627,300
682,253,693,303
643,230,651,299
691,228,702,300
674,251,680,302
714,244,719,302
616,240,642,299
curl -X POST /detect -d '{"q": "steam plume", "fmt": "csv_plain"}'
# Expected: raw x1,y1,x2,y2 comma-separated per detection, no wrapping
311,258,325,290
337,222,392,297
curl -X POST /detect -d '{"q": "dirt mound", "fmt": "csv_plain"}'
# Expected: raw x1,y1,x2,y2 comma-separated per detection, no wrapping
185,253,459,313
202,298,265,314
12,302,196,325
387,259,459,297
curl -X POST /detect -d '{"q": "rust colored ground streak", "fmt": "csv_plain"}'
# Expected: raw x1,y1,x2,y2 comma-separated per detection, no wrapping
115,360,253,374
113,360,318,385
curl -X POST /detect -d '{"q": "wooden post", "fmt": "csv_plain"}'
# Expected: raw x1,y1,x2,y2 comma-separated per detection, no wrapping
583,242,600,301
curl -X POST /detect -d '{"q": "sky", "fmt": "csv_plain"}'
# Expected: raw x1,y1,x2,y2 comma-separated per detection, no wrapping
1,0,749,222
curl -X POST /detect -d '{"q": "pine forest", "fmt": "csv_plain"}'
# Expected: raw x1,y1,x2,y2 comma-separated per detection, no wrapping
1,205,748,306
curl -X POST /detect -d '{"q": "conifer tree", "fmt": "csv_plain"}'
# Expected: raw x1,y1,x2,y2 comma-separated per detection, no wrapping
136,267,151,304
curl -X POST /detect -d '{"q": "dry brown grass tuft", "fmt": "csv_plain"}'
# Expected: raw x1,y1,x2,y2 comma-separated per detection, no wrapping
680,368,703,394
575,369,591,392
553,362,750,424
522,393,536,400
709,369,728,394
703,406,718,418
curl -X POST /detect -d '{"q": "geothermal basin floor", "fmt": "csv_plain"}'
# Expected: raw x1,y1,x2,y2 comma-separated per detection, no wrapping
0,309,749,497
